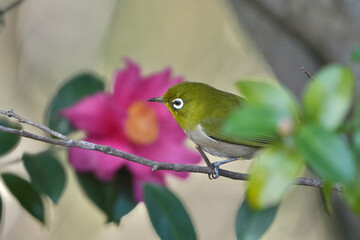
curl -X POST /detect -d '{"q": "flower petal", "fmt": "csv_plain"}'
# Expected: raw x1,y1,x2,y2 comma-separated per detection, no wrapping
157,114,187,142
62,93,125,137
68,147,98,172
68,137,130,181
113,59,141,108
133,139,202,179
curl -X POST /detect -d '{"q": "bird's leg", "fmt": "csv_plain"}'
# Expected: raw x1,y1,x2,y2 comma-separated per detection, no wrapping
212,158,238,179
195,145,216,180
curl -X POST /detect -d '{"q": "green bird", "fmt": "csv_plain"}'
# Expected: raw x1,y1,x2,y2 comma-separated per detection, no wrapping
147,81,277,178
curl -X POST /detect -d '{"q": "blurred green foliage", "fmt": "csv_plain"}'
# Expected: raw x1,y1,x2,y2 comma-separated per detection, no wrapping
23,151,66,203
2,173,45,224
45,73,104,135
76,168,136,224
224,64,360,239
235,199,278,240
247,145,304,209
144,183,197,240
303,65,354,130
0,117,21,156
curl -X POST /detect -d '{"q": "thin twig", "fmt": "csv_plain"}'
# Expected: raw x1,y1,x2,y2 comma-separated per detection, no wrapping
0,109,69,140
0,109,333,190
301,66,314,80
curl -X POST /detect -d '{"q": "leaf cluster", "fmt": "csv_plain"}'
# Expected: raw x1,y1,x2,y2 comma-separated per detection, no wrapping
224,64,360,238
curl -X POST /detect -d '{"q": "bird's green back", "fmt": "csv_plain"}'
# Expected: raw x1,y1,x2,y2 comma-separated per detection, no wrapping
162,81,278,147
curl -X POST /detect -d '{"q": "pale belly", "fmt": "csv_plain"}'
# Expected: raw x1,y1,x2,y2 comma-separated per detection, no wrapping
185,124,258,159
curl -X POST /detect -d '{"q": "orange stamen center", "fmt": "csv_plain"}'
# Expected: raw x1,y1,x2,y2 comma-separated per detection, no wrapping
125,101,159,144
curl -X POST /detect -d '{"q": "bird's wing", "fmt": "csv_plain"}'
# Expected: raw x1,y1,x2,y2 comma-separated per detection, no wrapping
200,117,279,147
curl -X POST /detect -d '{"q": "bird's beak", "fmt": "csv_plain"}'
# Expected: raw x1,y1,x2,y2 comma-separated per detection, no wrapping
146,97,165,103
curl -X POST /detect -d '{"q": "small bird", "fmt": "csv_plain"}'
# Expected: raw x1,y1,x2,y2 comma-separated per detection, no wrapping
147,81,275,178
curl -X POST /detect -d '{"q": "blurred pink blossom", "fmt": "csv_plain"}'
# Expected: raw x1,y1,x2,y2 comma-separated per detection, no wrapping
62,59,201,201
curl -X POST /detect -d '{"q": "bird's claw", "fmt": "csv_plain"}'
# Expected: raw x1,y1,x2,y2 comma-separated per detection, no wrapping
207,172,218,180
212,163,220,179
209,158,238,180
207,162,221,180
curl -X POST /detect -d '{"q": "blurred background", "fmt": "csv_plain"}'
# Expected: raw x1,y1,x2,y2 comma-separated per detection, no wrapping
0,0,359,239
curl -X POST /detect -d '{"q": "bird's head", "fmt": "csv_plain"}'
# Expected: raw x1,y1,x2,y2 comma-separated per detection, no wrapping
147,81,213,129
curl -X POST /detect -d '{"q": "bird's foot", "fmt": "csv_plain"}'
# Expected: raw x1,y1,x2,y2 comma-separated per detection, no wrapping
211,158,238,179
195,145,217,179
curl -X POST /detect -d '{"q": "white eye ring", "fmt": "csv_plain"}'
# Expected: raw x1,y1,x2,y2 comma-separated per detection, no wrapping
172,98,184,110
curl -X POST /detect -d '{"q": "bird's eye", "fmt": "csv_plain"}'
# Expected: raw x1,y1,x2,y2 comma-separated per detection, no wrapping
172,98,184,110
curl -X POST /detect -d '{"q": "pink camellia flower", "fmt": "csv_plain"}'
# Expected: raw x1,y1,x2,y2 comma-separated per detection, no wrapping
62,59,201,201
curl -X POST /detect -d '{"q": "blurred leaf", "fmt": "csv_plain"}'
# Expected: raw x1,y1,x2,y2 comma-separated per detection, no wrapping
343,179,360,216
247,146,304,209
352,130,360,161
295,124,356,183
223,105,281,146
0,10,4,26
351,98,360,160
352,44,360,64
76,168,136,224
236,81,298,117
45,73,104,135
223,81,298,144
349,95,360,134
2,173,45,224
320,181,334,215
0,193,2,223
235,199,278,240
0,116,22,156
22,151,66,204
144,183,196,240
303,64,354,129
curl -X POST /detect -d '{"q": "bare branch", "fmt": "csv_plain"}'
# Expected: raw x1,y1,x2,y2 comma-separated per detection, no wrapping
300,66,314,80
0,109,69,140
0,109,333,190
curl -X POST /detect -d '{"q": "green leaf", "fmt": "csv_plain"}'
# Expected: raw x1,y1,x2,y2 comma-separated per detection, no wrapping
303,64,354,129
223,105,281,145
235,199,278,240
247,146,304,209
349,96,360,133
76,168,136,224
144,183,196,240
352,44,360,64
295,124,356,183
2,173,45,224
223,81,298,144
236,81,298,117
0,116,22,156
22,151,66,204
320,181,334,215
352,130,360,161
45,73,104,135
343,179,360,216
